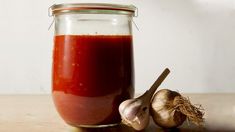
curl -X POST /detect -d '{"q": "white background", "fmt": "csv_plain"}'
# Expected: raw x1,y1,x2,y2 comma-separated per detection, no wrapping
0,0,234,94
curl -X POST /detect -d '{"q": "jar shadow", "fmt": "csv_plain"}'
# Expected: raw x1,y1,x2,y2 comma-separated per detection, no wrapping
69,125,233,132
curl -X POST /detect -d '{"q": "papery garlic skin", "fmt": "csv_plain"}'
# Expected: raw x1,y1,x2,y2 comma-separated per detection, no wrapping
119,99,142,122
119,98,150,131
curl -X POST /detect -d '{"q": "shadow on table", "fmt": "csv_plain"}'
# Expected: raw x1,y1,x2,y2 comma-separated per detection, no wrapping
69,124,233,132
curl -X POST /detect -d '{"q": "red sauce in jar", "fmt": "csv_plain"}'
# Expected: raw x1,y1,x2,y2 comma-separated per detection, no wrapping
52,35,134,126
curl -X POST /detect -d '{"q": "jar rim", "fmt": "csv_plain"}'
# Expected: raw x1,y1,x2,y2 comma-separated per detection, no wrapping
50,3,137,16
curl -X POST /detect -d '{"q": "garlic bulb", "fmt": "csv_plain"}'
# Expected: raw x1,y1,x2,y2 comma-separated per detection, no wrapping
119,92,150,131
150,89,204,128
150,89,186,128
119,68,170,130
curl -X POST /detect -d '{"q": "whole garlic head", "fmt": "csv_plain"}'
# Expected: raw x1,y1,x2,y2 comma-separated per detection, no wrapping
119,98,150,131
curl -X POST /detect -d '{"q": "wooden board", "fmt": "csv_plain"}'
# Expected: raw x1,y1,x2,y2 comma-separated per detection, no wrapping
0,94,234,132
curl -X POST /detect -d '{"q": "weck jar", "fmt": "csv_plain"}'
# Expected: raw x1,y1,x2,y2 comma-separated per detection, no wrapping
50,3,136,127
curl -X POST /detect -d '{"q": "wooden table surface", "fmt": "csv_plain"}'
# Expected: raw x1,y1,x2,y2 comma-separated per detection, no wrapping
0,94,235,132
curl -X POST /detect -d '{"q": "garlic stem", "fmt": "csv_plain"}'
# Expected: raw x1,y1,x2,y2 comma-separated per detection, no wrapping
140,68,170,104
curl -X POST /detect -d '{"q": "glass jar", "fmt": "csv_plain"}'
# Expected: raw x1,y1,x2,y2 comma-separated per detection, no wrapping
50,3,136,127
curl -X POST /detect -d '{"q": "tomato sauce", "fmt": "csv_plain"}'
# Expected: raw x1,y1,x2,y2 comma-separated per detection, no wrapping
52,35,134,126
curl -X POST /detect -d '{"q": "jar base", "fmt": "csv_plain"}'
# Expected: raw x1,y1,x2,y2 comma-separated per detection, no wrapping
69,123,120,128
68,122,135,132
